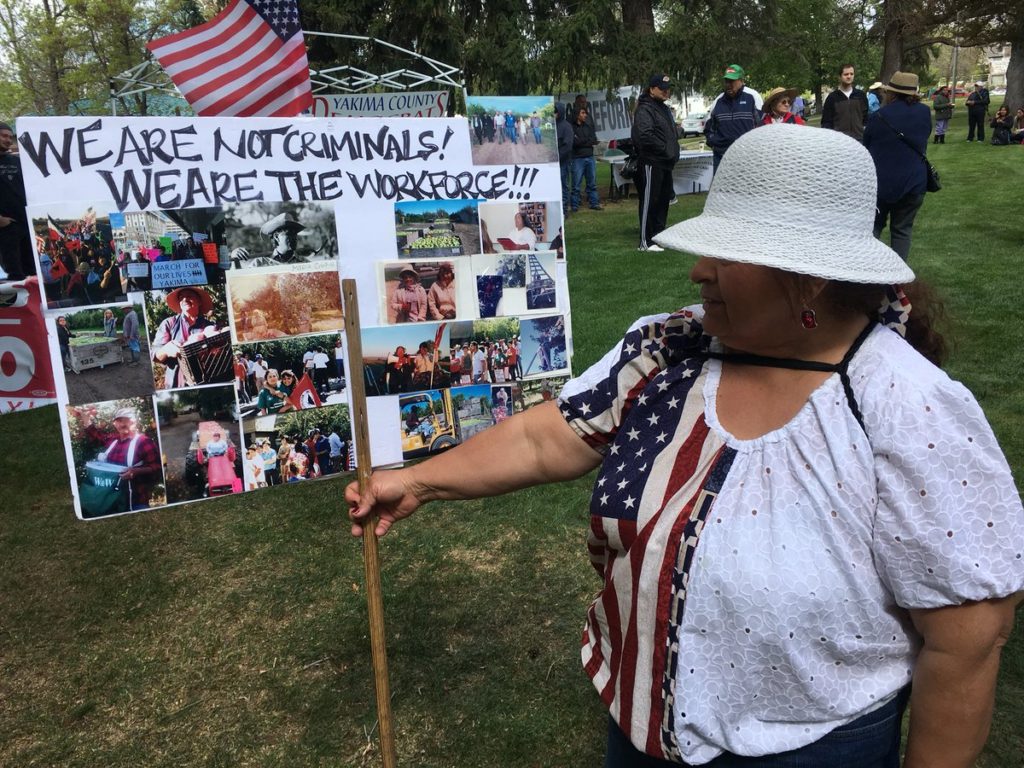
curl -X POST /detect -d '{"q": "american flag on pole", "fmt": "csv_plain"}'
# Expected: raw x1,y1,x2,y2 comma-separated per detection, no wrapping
147,0,313,117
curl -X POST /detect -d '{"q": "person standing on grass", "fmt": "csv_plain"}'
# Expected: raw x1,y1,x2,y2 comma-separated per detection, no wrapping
704,64,760,174
965,81,990,142
571,106,602,212
122,306,141,366
821,64,869,141
863,71,932,262
556,103,574,215
932,84,953,144
633,73,681,253
348,123,1024,768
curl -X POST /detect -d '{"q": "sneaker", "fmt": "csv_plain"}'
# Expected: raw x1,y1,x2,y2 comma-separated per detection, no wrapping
668,196,678,205
638,244,665,252
590,205,603,211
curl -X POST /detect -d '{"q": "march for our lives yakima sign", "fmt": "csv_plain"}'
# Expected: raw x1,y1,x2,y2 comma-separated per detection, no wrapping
17,114,570,520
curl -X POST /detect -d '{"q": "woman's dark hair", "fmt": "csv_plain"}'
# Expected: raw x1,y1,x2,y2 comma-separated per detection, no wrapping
890,92,921,105
822,280,948,366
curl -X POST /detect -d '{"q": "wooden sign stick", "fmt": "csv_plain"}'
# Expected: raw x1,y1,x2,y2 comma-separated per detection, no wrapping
342,279,398,768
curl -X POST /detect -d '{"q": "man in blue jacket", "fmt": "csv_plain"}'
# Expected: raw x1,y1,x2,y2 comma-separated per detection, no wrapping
632,73,681,251
704,64,760,173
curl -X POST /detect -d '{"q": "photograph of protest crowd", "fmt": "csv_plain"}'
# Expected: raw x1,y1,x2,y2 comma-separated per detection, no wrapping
380,259,467,324
361,322,451,396
155,386,242,503
233,332,346,418
111,206,230,291
32,202,126,309
144,285,233,391
242,403,352,485
65,397,166,519
449,317,522,384
223,201,338,270
227,266,344,342
394,199,481,258
54,303,152,405
465,96,558,165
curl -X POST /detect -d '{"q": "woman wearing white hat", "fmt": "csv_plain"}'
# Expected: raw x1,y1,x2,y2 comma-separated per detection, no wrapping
863,71,932,262
347,125,1023,767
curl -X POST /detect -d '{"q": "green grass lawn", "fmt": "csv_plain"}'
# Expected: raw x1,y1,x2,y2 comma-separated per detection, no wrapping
2,111,1022,767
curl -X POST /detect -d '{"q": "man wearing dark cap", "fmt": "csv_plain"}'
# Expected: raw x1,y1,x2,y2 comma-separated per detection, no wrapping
0,121,33,279
704,64,761,174
965,80,990,142
632,74,681,252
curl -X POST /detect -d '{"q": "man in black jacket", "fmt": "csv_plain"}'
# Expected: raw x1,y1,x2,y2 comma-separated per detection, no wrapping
965,81,990,142
570,106,602,211
556,103,574,214
821,64,869,141
632,74,680,251
0,122,33,280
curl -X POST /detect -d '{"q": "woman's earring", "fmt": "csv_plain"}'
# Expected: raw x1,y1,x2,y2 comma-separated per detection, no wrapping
800,308,818,329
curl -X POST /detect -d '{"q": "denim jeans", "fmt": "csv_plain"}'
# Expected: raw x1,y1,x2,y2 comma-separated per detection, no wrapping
572,155,599,209
606,687,909,768
560,161,572,211
874,192,925,261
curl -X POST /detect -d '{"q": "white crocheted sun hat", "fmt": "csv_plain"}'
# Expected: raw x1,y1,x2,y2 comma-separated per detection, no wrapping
653,123,916,284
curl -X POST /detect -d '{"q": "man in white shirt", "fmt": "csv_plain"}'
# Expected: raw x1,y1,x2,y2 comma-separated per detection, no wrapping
312,347,330,392
470,342,488,384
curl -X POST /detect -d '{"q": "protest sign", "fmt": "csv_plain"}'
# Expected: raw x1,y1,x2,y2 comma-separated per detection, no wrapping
557,86,640,142
151,259,207,289
18,112,570,520
0,277,57,413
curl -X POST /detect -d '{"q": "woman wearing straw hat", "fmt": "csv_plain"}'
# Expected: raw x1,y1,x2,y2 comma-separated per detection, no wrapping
391,267,428,323
863,71,932,262
151,286,217,388
348,124,1023,767
760,88,805,125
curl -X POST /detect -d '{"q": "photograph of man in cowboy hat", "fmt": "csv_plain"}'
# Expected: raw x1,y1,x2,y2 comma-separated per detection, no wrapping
224,202,338,269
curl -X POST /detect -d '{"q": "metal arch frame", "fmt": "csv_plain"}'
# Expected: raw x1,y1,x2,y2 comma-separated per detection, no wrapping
109,31,465,115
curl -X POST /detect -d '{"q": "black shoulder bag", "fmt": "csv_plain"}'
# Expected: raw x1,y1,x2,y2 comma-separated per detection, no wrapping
876,112,941,192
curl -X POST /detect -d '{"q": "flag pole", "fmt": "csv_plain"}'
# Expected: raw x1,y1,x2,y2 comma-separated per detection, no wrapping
342,278,398,768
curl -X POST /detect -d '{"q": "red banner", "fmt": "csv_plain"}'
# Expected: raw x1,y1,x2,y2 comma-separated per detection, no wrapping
287,372,322,410
0,277,57,414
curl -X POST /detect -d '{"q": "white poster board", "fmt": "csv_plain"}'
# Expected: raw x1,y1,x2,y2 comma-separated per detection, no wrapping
17,112,571,520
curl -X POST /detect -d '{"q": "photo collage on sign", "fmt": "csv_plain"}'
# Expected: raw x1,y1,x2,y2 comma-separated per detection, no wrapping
363,192,571,462
33,200,352,519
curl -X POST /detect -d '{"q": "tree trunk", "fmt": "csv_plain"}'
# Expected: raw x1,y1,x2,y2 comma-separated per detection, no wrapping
621,0,655,35
877,0,913,81
1006,31,1024,114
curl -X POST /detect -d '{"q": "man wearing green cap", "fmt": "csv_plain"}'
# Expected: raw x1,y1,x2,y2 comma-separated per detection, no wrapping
704,64,761,173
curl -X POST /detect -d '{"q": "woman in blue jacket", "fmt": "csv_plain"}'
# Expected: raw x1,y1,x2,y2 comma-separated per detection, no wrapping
863,71,931,262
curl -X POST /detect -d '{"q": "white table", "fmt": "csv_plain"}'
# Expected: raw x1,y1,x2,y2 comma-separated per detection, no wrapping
605,150,715,197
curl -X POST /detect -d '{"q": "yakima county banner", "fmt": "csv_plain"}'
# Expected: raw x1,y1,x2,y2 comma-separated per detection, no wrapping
309,91,450,118
16,112,571,520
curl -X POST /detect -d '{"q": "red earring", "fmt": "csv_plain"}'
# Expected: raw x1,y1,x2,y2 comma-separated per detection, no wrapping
800,308,818,329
